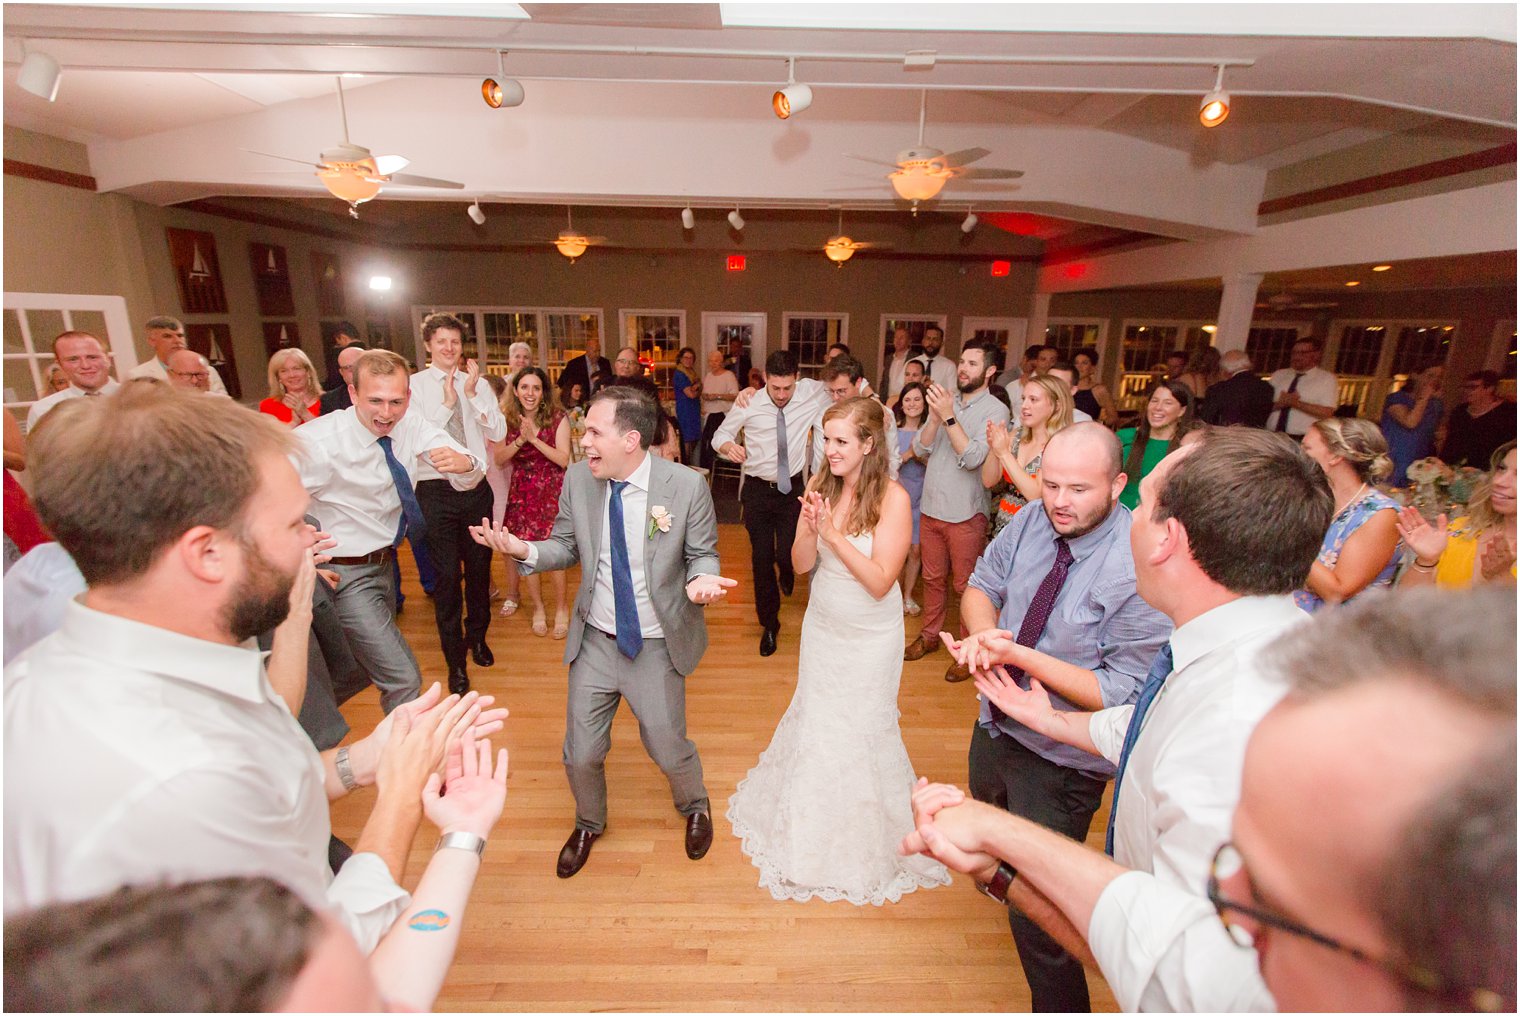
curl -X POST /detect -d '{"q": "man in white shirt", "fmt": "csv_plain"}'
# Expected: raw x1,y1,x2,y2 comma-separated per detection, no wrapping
408,313,506,695
918,324,957,392
164,348,220,393
881,326,918,400
1266,338,1339,438
295,349,485,712
912,427,1335,1012
26,331,119,429
4,381,505,956
126,315,229,394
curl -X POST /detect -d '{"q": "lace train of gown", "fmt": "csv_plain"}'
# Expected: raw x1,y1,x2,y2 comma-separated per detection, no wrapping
727,530,951,905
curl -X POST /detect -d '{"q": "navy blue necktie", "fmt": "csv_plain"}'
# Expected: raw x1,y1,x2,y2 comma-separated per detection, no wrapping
608,480,643,659
377,435,426,547
1105,642,1174,856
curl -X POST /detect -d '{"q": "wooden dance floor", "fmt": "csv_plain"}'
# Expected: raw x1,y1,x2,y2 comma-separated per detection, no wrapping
330,521,1119,1012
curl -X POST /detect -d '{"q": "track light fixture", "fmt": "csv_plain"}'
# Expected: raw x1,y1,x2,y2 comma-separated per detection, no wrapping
467,200,485,225
728,209,745,231
482,51,524,109
681,206,695,230
772,57,812,120
961,211,978,234
1199,64,1230,128
17,42,61,102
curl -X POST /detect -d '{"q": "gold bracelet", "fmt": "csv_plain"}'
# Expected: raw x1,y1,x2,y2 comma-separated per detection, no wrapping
1409,559,1438,573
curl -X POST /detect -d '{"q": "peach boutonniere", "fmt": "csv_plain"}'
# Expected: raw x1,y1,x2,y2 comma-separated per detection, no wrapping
649,505,673,539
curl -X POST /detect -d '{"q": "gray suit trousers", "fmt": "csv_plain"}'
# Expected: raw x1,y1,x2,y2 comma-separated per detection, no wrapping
565,628,708,833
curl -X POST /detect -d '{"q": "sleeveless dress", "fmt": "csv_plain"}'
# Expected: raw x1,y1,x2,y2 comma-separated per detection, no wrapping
1294,487,1401,612
727,529,951,905
896,428,925,543
505,412,566,541
1073,386,1102,422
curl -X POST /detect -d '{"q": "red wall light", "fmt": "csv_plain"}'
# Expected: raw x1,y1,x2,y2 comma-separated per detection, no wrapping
727,255,747,272
990,260,1011,277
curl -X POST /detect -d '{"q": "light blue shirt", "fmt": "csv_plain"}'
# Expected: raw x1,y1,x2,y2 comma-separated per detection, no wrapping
968,499,1172,779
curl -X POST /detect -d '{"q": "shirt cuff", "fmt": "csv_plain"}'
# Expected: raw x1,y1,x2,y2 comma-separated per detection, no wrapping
1089,704,1134,767
326,851,412,954
521,543,540,570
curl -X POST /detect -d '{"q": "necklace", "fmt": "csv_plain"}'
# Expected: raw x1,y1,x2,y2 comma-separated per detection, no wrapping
1334,482,1369,518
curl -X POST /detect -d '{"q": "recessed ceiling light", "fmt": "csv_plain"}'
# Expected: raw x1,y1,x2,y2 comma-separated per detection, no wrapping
1372,264,1392,272
1345,280,1360,287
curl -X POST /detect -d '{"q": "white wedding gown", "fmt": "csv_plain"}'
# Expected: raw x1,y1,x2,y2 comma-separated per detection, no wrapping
727,530,951,905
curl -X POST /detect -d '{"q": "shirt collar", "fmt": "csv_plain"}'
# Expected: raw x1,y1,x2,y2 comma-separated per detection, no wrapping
616,451,653,494
56,598,271,704
1168,594,1305,674
955,388,990,411
342,405,388,446
1038,499,1127,564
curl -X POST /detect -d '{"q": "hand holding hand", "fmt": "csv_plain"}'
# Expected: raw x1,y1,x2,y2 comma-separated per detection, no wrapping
974,670,1055,733
469,518,530,560
428,446,473,473
1395,506,1448,565
463,359,481,399
897,779,999,882
686,573,738,604
939,628,1021,676
424,727,509,840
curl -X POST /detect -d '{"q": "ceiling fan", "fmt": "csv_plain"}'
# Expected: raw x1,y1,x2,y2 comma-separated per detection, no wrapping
820,209,885,266
1256,290,1339,312
848,90,1024,212
536,207,609,262
246,77,464,218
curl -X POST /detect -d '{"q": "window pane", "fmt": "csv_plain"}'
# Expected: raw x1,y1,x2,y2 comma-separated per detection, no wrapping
4,310,27,356
545,312,599,376
1045,323,1099,360
788,316,843,378
1390,325,1454,377
1120,325,1176,372
25,310,66,355
625,314,681,402
1245,327,1302,375
4,357,40,405
1334,325,1384,376
481,311,536,366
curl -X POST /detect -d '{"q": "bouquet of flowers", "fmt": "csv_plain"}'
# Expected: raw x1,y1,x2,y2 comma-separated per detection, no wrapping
1404,457,1485,518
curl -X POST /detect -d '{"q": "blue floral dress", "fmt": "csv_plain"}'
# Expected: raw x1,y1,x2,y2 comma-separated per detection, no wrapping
1295,487,1400,612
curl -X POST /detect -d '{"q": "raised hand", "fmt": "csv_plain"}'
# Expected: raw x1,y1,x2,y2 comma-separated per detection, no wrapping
797,491,822,534
813,494,840,546
925,382,954,421
424,727,509,840
469,517,530,560
1479,533,1517,582
987,419,1014,456
686,573,739,604
441,370,459,409
1395,506,1448,565
462,358,481,399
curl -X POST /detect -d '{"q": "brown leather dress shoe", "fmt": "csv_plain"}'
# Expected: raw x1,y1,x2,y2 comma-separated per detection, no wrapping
684,811,713,860
556,828,600,879
903,633,941,662
944,661,972,683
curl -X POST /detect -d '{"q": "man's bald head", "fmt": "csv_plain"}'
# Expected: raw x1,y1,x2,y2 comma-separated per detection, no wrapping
166,349,212,392
1044,421,1123,481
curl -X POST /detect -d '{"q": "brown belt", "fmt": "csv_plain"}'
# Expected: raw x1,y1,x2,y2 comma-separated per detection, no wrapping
328,547,396,566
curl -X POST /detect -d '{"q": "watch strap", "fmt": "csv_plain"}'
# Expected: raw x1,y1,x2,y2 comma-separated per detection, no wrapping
436,831,487,857
976,861,1017,904
334,746,359,792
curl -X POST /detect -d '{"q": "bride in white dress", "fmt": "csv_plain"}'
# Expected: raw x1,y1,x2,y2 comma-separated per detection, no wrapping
728,396,950,905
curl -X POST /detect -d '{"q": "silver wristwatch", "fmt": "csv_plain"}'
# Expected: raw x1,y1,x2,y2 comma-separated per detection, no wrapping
436,831,487,857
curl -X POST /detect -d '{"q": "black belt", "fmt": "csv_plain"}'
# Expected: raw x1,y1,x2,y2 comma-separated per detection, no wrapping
752,471,804,492
328,547,396,566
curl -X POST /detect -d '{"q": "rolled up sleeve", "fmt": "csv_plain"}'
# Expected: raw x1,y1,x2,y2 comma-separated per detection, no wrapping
1088,704,1134,768
326,851,411,954
1091,586,1171,708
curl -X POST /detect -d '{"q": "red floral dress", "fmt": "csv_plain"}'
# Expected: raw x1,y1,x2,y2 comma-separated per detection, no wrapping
505,412,566,541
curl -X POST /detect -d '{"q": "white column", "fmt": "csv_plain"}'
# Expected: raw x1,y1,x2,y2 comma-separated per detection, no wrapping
1027,292,1052,350
1214,273,1263,353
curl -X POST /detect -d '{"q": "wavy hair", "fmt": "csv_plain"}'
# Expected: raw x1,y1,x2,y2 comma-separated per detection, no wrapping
1123,380,1197,481
504,365,562,434
804,396,890,536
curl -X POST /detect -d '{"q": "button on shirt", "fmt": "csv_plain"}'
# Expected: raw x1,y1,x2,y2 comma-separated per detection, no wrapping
26,380,121,430
1083,594,1302,1013
408,366,507,485
294,406,485,557
1267,366,1338,435
968,500,1170,778
914,388,1010,524
3,601,409,951
712,382,826,483
523,453,665,638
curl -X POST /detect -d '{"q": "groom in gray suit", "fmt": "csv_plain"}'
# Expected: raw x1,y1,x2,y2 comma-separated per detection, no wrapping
472,386,736,877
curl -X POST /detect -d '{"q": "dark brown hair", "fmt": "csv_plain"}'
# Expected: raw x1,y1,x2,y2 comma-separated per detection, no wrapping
1123,380,1197,480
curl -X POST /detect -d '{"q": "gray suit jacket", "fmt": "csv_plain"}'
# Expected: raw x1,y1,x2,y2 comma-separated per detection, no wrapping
521,455,720,675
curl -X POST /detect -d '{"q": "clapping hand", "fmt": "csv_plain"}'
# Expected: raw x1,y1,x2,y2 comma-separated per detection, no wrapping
1395,506,1448,565
469,518,530,560
1480,533,1517,581
925,383,954,421
462,358,481,399
987,419,1014,456
424,727,509,840
441,370,458,409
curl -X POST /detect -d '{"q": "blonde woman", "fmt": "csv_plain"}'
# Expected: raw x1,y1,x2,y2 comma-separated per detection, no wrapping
1397,441,1516,588
728,397,950,906
258,348,322,427
983,374,1073,538
499,366,571,637
1295,417,1401,611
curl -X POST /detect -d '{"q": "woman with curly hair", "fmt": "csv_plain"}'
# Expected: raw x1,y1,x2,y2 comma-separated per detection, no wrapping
499,366,571,637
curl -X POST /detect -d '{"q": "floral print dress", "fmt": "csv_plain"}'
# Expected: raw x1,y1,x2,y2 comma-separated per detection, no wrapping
505,412,566,541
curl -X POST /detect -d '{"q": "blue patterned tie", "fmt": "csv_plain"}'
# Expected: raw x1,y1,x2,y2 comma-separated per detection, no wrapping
377,435,426,547
776,406,791,495
608,480,643,659
1105,642,1174,856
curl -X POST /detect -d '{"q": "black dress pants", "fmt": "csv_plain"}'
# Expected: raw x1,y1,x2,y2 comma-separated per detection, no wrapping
968,722,1106,1013
740,475,802,631
417,479,495,671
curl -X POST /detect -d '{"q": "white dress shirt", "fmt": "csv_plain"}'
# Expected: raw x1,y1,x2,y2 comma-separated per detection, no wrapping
294,406,485,557
128,356,229,394
26,380,121,430
408,365,506,485
1266,366,1339,436
712,381,828,483
1084,594,1304,1012
884,352,910,399
522,452,665,638
919,351,957,392
2,542,85,665
3,600,408,952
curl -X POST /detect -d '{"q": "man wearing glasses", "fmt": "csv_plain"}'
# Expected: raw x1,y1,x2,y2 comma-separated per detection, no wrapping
164,349,217,393
918,429,1335,1010
127,315,229,394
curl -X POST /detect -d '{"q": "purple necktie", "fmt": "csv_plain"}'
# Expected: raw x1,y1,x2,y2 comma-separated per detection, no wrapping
989,536,1074,725
1274,372,1303,433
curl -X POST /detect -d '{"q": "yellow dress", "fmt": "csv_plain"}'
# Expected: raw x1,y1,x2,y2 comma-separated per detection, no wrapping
1434,516,1518,588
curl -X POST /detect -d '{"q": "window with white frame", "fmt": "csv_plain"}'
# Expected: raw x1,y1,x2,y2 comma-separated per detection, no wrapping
1246,324,1312,375
1119,324,1176,373
4,293,136,422
619,309,686,403
1045,319,1104,361
1390,324,1456,377
784,312,848,378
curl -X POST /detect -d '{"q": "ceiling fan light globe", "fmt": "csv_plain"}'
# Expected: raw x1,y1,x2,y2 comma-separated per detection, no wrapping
555,235,589,259
1199,90,1230,127
890,168,946,203
825,243,855,264
317,165,382,205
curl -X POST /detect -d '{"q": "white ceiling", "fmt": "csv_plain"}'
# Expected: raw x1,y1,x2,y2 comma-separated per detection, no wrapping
3,3,1515,255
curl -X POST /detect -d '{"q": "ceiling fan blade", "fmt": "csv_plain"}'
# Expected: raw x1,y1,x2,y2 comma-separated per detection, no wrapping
938,147,991,168
386,172,465,190
243,148,323,168
846,153,903,170
954,167,1025,180
373,154,410,176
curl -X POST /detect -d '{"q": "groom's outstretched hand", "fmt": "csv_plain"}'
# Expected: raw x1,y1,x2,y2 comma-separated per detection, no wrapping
469,518,530,560
686,574,738,604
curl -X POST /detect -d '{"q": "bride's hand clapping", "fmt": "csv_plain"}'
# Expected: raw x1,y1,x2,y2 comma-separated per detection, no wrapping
813,493,840,548
797,491,822,534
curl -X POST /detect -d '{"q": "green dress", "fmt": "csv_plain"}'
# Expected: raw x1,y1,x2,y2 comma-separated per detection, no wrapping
1117,428,1171,510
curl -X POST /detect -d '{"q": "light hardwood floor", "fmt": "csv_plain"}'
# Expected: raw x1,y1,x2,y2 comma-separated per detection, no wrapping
330,522,1119,1013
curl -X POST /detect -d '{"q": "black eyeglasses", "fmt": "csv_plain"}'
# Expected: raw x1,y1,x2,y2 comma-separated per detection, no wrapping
1206,842,1504,1012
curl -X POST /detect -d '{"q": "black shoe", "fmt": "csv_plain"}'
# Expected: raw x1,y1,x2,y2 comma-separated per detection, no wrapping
759,627,778,657
779,572,795,597
557,828,601,878
448,665,470,696
471,641,495,668
684,811,713,860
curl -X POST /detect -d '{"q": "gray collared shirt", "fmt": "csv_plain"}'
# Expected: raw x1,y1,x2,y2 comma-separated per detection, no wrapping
967,499,1172,779
914,388,1010,524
